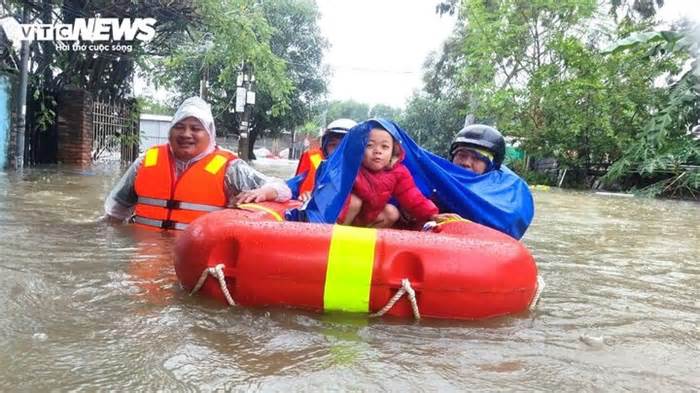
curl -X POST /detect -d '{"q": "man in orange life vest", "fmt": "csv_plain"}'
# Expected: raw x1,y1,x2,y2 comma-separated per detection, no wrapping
292,118,357,201
104,96,291,230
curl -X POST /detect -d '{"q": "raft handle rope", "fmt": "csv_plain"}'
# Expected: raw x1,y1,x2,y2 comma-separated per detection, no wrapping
369,278,421,320
190,263,236,306
421,216,468,232
529,275,545,311
421,221,438,232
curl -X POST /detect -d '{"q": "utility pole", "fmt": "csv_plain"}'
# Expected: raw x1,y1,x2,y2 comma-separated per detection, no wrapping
15,6,30,169
199,65,208,101
319,109,327,146
289,128,295,159
463,93,479,127
464,113,475,127
235,63,255,161
199,34,213,101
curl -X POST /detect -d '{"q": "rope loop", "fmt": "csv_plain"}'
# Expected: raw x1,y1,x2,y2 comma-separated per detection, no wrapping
190,263,236,307
528,275,545,311
369,278,421,320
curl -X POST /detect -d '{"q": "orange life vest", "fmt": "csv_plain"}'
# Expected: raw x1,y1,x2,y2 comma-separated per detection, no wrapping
133,144,237,230
297,148,324,194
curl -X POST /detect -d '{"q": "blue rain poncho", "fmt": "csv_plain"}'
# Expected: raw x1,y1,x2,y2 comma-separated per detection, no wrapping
286,119,534,239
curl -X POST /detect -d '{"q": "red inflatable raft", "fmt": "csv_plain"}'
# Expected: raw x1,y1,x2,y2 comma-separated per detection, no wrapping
174,205,539,320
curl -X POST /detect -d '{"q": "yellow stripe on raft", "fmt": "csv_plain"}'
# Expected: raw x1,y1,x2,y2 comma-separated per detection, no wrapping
236,203,284,222
323,225,377,313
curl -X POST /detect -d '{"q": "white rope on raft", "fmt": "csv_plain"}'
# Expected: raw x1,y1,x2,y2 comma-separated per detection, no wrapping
190,263,236,306
187,268,537,319
369,278,421,320
529,275,545,311
421,220,438,232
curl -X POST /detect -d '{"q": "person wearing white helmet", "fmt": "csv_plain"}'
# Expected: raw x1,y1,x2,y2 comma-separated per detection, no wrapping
103,96,291,230
292,118,357,201
320,118,357,157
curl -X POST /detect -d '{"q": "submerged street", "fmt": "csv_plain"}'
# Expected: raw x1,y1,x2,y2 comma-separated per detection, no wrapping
0,161,697,391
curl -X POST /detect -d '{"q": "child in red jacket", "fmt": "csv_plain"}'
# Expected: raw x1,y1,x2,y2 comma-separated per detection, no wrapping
338,126,440,228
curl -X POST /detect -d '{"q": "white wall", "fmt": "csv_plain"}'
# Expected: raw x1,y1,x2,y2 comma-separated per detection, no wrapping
139,114,172,152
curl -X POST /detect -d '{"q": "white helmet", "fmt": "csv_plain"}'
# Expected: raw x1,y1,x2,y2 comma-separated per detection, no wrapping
325,118,357,134
322,118,357,156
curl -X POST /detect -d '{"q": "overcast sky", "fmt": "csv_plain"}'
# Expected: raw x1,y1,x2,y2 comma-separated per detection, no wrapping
317,0,700,109
125,0,699,108
316,0,455,109
657,0,700,24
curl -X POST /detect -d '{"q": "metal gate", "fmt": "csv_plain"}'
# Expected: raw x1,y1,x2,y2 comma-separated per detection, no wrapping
92,99,139,163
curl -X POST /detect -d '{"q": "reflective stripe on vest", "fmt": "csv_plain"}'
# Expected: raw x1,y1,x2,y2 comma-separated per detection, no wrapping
137,196,225,213
323,225,377,312
144,147,159,167
205,154,228,174
133,215,189,230
299,150,325,194
237,203,284,222
309,152,322,169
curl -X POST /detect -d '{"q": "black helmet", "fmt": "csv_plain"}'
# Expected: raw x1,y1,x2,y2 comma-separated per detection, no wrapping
449,124,506,169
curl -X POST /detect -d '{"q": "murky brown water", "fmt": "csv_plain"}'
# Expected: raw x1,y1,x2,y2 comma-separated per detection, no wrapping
0,161,698,391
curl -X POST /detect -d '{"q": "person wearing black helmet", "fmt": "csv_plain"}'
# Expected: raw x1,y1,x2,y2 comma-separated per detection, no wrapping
428,124,505,220
397,124,509,228
449,124,506,175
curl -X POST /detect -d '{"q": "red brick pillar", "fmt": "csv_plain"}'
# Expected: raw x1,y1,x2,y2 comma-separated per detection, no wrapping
56,88,93,166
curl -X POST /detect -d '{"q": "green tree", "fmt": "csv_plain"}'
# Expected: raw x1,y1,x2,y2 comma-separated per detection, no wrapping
404,0,699,196
2,0,197,163
325,100,370,123
369,104,402,120
608,0,665,20
300,119,321,135
153,0,327,159
603,28,700,197
247,0,328,158
153,0,292,119
405,0,600,161
399,92,463,157
137,96,175,116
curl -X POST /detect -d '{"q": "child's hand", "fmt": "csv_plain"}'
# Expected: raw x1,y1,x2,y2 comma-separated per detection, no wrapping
432,213,463,223
298,191,312,202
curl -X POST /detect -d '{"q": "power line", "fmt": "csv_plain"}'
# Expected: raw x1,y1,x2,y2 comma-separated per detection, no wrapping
329,65,420,75
287,59,421,74
283,59,422,75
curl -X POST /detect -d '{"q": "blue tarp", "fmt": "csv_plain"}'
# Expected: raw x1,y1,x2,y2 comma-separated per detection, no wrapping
286,119,534,239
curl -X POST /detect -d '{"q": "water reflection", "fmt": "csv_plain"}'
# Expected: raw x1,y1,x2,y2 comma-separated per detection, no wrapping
0,163,698,391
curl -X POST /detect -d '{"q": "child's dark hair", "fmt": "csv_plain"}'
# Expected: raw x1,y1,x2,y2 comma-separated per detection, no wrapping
392,140,401,157
373,126,402,157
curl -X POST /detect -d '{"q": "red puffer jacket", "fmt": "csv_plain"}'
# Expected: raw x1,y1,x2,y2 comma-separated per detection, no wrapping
342,162,438,226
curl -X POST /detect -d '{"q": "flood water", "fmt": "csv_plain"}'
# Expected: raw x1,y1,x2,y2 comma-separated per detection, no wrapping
0,160,698,391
